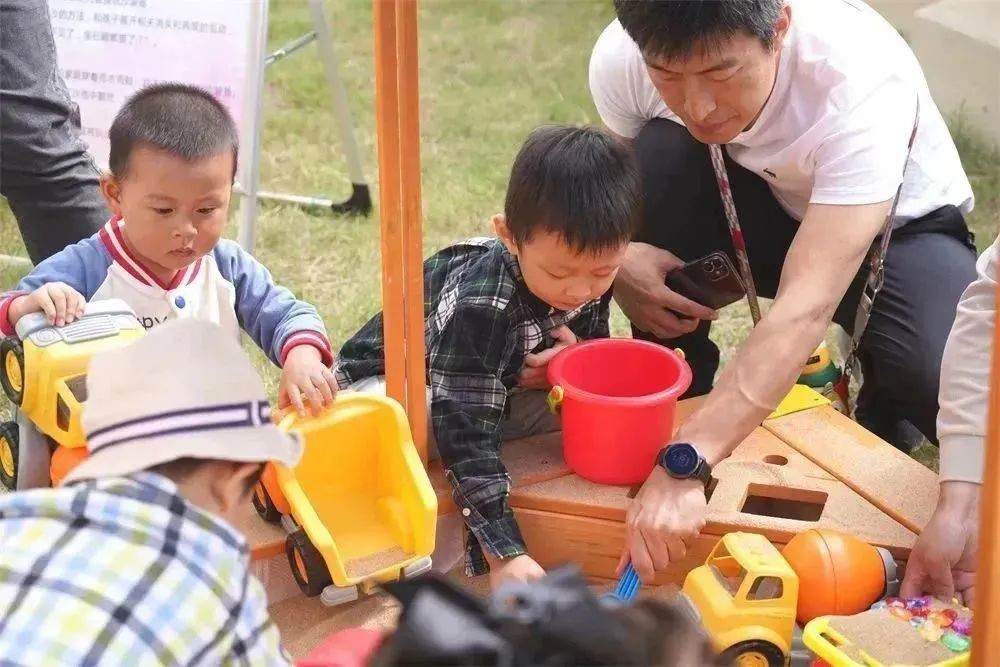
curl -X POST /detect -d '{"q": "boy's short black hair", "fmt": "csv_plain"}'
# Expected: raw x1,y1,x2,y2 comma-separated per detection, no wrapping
147,457,264,496
108,83,239,179
613,0,784,62
504,124,641,255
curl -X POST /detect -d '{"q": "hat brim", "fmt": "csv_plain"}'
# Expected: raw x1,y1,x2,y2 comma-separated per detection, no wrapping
61,423,303,485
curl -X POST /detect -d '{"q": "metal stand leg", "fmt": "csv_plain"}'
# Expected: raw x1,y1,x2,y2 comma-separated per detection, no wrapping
16,410,52,490
237,0,272,252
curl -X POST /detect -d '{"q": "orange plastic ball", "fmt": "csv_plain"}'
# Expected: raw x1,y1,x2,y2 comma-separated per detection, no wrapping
782,528,888,626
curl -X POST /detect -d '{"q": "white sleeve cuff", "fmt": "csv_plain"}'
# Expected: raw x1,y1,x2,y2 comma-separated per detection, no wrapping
939,434,986,484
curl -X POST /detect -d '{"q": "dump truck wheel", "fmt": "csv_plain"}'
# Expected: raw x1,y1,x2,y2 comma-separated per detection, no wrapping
720,641,785,667
0,339,25,405
287,529,332,597
0,421,18,490
252,481,282,524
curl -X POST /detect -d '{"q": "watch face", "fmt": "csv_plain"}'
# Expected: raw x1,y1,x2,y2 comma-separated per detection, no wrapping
665,443,699,477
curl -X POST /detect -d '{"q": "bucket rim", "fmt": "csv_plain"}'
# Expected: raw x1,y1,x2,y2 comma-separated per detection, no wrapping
546,338,692,406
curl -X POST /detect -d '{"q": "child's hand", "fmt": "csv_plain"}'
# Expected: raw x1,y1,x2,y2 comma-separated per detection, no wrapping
488,553,546,591
10,283,86,327
279,345,338,416
517,325,577,390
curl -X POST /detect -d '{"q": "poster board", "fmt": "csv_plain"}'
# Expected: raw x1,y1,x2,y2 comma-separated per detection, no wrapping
47,0,266,186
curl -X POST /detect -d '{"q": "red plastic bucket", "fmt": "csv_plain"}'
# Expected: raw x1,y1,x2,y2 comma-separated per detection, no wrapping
546,338,692,485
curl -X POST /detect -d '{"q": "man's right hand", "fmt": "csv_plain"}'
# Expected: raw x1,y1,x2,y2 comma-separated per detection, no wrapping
613,243,717,339
9,282,86,328
900,482,979,606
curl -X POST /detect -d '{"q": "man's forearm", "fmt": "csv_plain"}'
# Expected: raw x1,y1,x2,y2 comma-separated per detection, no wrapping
674,298,833,465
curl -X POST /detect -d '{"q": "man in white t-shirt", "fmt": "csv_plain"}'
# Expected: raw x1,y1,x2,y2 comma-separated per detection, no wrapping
590,0,978,583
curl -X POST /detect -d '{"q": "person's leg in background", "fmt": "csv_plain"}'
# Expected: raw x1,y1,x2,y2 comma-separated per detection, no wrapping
845,206,977,450
0,0,109,264
631,118,799,397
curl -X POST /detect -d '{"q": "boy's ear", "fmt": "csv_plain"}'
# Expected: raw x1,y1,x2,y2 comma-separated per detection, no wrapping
492,214,518,256
211,461,262,515
100,173,123,217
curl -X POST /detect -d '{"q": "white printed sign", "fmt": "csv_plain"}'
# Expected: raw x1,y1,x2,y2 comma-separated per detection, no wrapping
48,0,264,181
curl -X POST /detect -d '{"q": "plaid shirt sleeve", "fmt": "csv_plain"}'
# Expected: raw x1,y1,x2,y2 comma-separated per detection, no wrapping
428,301,524,574
230,576,293,665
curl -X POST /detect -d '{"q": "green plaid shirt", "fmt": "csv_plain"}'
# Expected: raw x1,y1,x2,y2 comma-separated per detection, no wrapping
336,238,611,575
0,473,289,666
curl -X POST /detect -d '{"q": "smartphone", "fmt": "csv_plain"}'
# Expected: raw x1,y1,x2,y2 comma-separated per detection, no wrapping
665,251,747,311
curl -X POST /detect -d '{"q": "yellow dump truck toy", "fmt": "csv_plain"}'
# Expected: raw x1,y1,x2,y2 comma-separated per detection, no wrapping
0,300,144,490
254,392,437,606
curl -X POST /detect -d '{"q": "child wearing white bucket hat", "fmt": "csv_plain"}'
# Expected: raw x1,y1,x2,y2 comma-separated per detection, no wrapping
0,318,299,665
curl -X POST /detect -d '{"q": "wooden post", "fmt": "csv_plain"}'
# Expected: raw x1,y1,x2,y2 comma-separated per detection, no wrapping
971,276,1000,665
373,0,427,465
395,0,428,466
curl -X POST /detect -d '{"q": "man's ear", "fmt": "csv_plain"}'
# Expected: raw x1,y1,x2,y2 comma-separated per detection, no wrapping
100,173,124,217
211,462,263,515
492,214,518,256
773,4,792,47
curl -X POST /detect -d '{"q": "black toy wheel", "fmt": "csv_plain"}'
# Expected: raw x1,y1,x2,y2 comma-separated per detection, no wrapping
719,640,786,667
252,481,282,524
287,529,332,598
0,421,19,490
0,338,25,405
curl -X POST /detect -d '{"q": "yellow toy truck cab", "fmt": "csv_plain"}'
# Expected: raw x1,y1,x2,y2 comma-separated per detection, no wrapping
680,532,799,667
254,391,437,606
0,300,144,490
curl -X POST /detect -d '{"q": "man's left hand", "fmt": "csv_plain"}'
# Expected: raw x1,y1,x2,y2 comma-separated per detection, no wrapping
619,466,707,583
517,325,578,390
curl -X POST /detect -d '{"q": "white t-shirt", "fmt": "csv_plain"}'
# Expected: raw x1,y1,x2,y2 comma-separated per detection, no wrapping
589,0,974,223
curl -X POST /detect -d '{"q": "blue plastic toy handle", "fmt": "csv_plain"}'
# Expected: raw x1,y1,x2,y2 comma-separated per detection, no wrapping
612,563,641,602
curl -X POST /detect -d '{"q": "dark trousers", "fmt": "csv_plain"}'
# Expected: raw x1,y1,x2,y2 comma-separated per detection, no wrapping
1,0,109,263
633,119,977,448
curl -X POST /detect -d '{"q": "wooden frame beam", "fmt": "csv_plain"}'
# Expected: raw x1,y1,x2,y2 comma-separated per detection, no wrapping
972,275,1000,665
373,0,427,466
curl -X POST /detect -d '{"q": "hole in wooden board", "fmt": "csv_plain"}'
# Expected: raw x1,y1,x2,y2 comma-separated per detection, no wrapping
627,477,718,501
763,454,788,466
740,483,827,522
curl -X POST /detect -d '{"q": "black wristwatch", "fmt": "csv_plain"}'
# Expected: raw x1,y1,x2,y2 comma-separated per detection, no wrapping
657,442,712,486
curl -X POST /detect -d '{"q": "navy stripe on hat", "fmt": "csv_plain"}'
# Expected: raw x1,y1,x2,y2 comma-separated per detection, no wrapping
87,401,272,454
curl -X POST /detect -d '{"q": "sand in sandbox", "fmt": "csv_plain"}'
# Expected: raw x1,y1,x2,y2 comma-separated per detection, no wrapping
829,606,968,666
345,547,414,579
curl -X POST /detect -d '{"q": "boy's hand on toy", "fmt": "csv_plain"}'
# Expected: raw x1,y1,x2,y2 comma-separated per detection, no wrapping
280,345,338,417
10,282,86,327
620,467,707,584
487,553,546,591
518,325,577,390
900,481,979,606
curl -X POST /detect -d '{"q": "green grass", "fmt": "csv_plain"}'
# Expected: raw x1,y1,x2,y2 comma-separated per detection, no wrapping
0,0,997,459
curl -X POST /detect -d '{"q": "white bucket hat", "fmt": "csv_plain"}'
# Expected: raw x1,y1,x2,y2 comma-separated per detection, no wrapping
63,318,302,484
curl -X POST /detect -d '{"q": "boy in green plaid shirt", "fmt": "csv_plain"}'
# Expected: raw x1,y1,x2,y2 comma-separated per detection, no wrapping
336,125,642,589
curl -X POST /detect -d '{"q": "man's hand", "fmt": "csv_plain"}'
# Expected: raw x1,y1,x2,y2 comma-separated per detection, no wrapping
620,466,707,583
487,553,546,590
900,482,979,605
613,243,717,339
279,345,338,416
9,283,86,327
517,325,578,390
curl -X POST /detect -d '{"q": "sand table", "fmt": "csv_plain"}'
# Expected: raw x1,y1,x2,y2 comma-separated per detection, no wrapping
827,598,971,666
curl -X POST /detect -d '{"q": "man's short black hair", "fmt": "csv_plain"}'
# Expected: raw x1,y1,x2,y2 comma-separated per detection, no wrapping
108,83,239,179
504,125,641,254
613,0,784,62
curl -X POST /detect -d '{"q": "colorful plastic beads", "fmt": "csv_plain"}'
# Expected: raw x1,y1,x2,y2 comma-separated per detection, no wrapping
905,596,931,611
886,597,906,609
870,600,888,611
941,631,970,652
920,621,943,642
950,617,972,637
909,616,925,628
909,606,929,619
928,610,955,628
890,606,912,621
